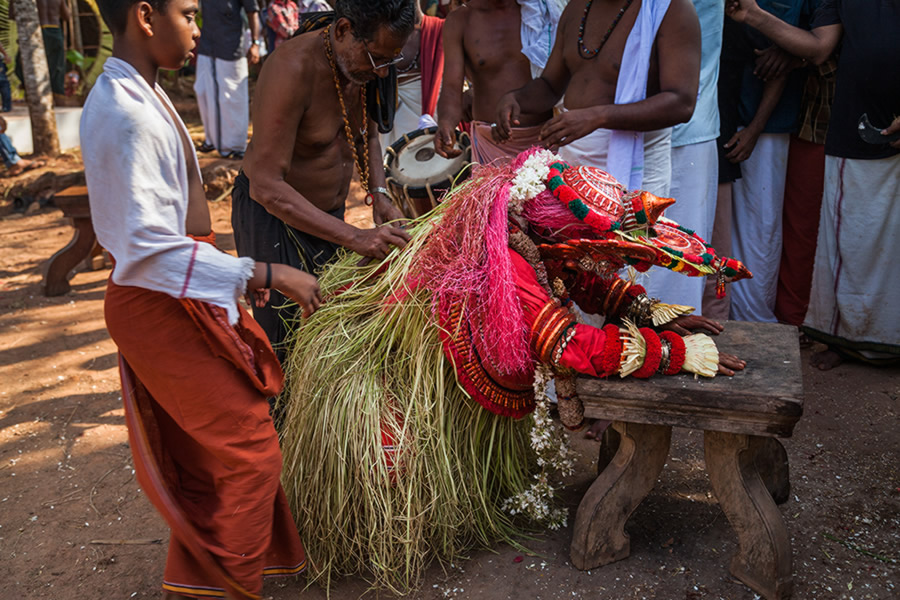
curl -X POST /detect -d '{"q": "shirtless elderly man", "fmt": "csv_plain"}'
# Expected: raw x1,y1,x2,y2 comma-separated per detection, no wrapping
435,0,559,163
233,0,416,355
497,0,701,197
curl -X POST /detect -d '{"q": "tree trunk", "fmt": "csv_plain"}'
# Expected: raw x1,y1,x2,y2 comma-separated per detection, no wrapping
12,0,61,156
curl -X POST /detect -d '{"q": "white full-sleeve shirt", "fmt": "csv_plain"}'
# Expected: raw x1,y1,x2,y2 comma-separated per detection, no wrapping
81,57,254,324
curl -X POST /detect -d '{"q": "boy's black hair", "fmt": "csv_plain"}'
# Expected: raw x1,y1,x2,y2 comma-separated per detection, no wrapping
97,0,170,35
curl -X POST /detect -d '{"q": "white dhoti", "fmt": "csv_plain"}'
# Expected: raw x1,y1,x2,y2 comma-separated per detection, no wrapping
729,132,790,322
803,154,900,359
558,127,673,196
194,54,250,156
643,139,718,312
379,74,423,152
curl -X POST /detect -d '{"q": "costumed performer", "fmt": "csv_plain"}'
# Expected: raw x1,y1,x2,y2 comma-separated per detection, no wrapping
279,148,751,592
81,0,322,597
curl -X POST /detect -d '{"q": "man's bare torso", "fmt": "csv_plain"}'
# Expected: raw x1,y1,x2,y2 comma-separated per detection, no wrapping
559,0,661,110
246,31,364,214
454,0,548,125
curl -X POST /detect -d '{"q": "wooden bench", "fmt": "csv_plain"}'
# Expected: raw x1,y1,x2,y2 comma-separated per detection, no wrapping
572,321,803,600
43,186,101,296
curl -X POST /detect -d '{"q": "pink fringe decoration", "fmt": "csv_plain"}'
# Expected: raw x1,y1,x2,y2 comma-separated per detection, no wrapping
522,189,598,240
409,163,530,376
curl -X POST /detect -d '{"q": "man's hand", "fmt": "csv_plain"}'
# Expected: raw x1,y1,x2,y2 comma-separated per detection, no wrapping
372,193,405,226
725,0,759,23
660,315,725,336
884,115,900,149
724,125,762,163
539,108,598,149
247,43,261,65
434,123,461,158
350,225,411,260
754,45,794,81
495,92,521,142
717,352,746,376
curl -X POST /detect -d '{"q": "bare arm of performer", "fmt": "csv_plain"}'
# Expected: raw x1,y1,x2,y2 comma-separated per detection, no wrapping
244,42,409,260
726,0,842,65
539,0,701,147
723,72,788,163
434,8,466,158
365,116,405,225
494,10,572,142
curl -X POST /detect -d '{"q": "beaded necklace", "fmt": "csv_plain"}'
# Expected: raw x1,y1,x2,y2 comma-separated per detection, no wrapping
322,25,372,201
577,0,636,60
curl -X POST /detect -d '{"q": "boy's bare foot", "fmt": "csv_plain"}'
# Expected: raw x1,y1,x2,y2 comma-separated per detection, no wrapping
810,348,842,371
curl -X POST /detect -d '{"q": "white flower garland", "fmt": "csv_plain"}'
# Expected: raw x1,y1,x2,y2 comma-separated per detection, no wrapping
502,364,575,530
508,149,561,214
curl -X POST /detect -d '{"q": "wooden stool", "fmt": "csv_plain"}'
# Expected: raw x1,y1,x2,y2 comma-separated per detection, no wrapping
43,186,101,296
572,321,803,600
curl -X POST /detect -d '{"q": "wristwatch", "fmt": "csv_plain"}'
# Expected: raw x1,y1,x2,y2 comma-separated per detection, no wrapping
252,40,263,47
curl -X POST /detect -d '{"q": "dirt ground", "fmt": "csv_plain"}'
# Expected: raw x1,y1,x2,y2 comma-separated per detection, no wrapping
1,145,898,600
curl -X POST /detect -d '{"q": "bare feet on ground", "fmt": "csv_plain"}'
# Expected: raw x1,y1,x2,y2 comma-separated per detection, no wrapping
810,348,843,371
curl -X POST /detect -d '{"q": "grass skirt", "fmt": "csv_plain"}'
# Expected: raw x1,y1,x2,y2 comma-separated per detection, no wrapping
279,209,536,593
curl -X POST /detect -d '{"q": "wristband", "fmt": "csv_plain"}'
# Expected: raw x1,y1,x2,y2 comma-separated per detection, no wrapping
265,262,272,289
372,186,389,197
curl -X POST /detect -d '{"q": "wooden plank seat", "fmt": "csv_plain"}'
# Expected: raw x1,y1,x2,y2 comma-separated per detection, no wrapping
43,186,101,296
572,321,803,600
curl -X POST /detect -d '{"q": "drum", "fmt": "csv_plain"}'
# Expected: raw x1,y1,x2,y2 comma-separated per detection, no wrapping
384,126,472,218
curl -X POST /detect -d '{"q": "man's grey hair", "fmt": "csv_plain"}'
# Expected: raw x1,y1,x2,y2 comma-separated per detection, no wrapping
332,0,417,42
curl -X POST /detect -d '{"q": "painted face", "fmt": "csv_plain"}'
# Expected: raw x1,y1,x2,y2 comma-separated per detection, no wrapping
336,25,408,85
149,0,201,71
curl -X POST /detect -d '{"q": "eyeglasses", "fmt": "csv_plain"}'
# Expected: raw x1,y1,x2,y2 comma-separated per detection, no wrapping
366,48,404,71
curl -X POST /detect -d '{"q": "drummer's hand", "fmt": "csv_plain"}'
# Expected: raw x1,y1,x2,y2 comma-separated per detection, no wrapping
660,315,725,337
434,123,461,158
540,108,598,149
718,352,746,376
372,192,406,226
350,224,411,260
495,93,521,142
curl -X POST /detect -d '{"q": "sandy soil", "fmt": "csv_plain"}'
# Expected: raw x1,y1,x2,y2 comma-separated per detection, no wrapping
1,151,898,600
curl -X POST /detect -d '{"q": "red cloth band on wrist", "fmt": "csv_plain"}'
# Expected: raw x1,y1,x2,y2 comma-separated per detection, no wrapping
599,324,623,377
632,328,662,379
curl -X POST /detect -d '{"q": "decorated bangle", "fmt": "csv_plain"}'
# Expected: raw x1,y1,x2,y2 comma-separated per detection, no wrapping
657,337,672,375
536,307,575,364
372,186,389,197
632,328,662,379
551,321,578,368
659,331,686,375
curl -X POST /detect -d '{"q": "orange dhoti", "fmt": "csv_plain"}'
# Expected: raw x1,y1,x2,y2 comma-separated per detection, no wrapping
104,264,305,598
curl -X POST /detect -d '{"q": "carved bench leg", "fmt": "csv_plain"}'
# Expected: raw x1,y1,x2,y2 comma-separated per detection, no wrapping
571,421,671,571
704,431,793,600
757,437,791,505
43,216,97,296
